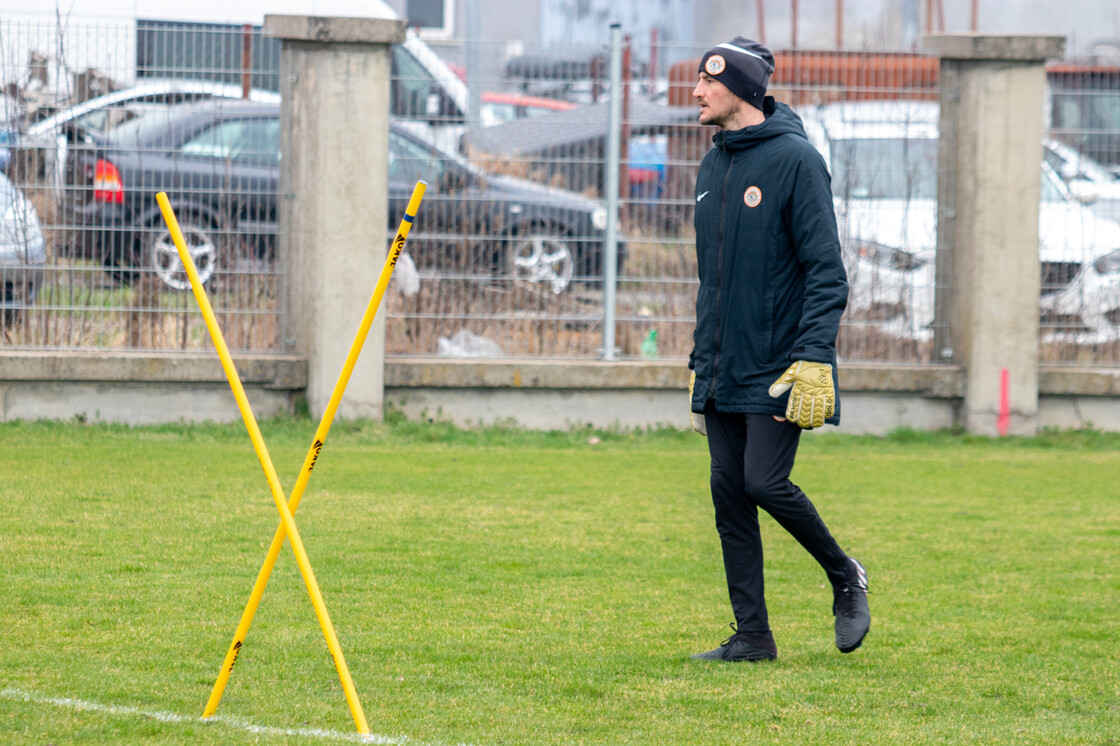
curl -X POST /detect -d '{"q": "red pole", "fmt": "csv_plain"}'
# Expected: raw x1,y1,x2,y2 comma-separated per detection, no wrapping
649,27,658,85
757,0,767,44
970,0,979,31
836,0,843,49
241,24,252,99
998,368,1010,436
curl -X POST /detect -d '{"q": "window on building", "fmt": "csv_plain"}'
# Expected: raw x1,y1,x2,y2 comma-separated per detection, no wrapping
407,0,454,39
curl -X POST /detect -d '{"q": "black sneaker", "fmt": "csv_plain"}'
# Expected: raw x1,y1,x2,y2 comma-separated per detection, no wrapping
833,558,870,653
691,624,777,662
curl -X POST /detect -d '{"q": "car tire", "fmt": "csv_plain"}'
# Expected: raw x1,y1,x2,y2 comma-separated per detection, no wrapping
145,213,219,291
505,224,575,294
100,226,141,285
1,287,23,329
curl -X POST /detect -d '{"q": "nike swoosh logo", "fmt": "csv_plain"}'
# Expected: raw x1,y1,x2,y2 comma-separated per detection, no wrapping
697,191,709,202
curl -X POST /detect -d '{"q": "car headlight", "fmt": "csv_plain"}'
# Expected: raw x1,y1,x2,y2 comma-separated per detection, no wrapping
592,206,608,231
1093,249,1120,274
849,240,926,272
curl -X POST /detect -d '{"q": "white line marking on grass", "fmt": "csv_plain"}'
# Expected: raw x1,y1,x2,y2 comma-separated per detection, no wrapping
2,687,471,746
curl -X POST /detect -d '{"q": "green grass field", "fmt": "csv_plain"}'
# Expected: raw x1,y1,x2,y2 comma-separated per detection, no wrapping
1,417,1117,745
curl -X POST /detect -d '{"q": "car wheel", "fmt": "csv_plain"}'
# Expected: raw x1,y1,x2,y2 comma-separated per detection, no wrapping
1,285,22,328
100,227,140,285
147,216,218,291
506,228,574,294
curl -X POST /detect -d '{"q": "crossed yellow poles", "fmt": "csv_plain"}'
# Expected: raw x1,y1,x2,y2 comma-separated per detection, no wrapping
156,181,427,734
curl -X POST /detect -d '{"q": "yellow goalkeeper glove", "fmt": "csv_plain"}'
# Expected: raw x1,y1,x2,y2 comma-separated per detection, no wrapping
688,371,707,436
768,361,834,429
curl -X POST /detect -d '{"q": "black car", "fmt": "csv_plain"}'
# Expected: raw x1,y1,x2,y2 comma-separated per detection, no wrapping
64,99,623,292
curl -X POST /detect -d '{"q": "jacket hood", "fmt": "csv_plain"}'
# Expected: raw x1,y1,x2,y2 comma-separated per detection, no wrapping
713,98,808,152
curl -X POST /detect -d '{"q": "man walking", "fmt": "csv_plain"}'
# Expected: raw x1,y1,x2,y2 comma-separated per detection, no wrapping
688,37,870,661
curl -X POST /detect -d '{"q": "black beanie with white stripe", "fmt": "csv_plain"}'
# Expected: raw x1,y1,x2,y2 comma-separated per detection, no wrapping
698,37,775,111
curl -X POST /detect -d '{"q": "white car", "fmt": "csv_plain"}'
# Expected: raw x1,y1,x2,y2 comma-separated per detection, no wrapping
1044,138,1120,221
802,100,1120,342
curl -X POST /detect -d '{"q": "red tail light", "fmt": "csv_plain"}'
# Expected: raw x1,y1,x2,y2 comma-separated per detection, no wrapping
93,159,124,204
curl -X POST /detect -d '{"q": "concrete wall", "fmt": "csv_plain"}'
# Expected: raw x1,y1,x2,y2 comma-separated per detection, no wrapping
0,352,304,424
6,354,1119,434
382,361,967,434
383,362,1120,434
387,361,1120,434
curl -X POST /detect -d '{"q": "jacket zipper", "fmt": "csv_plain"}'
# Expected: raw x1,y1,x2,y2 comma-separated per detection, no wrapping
708,149,735,402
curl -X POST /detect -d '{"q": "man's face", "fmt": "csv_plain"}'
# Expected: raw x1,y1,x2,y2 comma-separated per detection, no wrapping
693,72,739,128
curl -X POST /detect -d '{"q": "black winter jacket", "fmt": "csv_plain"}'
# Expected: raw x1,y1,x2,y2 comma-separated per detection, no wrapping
689,98,848,425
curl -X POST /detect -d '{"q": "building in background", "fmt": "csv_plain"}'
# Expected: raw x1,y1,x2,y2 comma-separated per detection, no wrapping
381,0,1119,58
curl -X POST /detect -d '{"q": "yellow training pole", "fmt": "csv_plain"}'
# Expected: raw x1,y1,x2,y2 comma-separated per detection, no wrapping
155,192,370,734
201,181,428,719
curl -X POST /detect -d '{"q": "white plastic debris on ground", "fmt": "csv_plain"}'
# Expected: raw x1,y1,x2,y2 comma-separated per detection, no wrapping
436,329,504,358
392,251,420,296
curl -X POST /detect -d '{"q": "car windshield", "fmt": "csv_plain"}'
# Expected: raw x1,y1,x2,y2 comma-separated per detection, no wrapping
1041,166,1066,203
179,118,280,164
829,137,938,200
389,129,448,184
71,102,177,134
106,108,184,147
1045,143,1116,184
0,173,18,211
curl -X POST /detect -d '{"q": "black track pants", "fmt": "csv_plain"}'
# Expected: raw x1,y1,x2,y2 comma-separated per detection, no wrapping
704,411,851,633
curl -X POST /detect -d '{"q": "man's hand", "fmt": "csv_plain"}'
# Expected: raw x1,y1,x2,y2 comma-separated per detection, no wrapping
768,361,834,429
688,372,707,436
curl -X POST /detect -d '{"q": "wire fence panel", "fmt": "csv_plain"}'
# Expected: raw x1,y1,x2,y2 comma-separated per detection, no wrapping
1041,58,1120,363
0,17,283,353
763,50,947,365
1,15,1118,365
382,38,702,361
400,40,953,363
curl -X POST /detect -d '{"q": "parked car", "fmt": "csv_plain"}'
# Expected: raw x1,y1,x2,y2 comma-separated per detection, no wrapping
5,79,280,190
0,94,21,174
479,91,578,125
1044,138,1120,220
0,172,47,327
63,99,621,293
801,100,1120,341
461,97,698,199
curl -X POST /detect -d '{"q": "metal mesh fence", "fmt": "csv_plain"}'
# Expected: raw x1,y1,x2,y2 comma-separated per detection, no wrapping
1041,58,1120,363
1,15,1118,364
393,40,953,363
755,49,947,365
0,16,283,353
382,37,701,361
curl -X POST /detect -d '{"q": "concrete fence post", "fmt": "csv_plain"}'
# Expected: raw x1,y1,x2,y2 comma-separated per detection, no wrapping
924,34,1065,435
264,15,408,420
